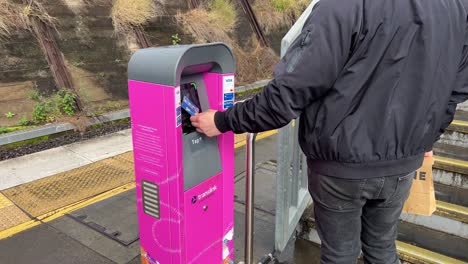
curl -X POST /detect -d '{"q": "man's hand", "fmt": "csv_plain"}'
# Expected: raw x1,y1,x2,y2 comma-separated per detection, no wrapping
425,151,433,157
190,109,222,137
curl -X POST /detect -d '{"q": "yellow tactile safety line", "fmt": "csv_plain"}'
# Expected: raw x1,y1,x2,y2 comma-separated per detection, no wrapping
0,183,135,240
2,152,135,217
434,155,468,176
448,119,468,133
234,130,279,149
437,201,468,217
0,193,31,231
436,201,468,224
0,151,134,237
451,119,468,127
397,241,467,264
0,193,13,209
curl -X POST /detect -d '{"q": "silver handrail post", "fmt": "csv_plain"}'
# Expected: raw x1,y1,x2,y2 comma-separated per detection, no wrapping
245,133,257,264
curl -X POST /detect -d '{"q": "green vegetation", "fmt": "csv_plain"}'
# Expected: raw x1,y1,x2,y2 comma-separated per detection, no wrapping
32,102,50,123
0,126,29,135
57,90,78,116
4,111,15,118
18,116,30,126
236,86,264,99
111,0,160,33
30,89,79,124
172,33,181,45
208,0,236,31
0,135,49,150
28,90,41,101
71,60,85,67
271,0,294,11
271,0,309,12
0,0,57,41
254,0,310,33
94,100,127,115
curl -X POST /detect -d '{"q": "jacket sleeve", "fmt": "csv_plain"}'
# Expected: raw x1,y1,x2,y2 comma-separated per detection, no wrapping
214,0,359,134
434,25,468,142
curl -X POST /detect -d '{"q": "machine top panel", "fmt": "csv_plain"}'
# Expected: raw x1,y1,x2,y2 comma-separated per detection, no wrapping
128,43,236,86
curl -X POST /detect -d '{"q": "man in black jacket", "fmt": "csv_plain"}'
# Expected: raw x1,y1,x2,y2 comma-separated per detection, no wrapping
191,0,468,263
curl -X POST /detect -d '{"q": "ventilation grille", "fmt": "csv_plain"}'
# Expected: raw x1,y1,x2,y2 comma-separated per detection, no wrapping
142,180,160,219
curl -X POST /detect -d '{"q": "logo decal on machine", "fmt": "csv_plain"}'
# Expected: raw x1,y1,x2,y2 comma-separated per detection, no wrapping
175,87,182,127
223,76,235,110
192,185,217,204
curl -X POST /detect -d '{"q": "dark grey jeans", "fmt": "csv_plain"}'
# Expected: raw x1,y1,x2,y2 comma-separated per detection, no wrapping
308,168,414,264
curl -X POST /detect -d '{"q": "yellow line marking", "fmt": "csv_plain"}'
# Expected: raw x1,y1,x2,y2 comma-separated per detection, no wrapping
397,241,466,264
451,119,468,128
0,193,14,210
437,200,468,218
234,130,279,149
1,131,280,239
0,183,135,240
434,155,468,170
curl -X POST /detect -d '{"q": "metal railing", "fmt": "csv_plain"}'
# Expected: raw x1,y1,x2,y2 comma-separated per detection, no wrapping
239,133,277,264
244,133,256,264
0,80,270,147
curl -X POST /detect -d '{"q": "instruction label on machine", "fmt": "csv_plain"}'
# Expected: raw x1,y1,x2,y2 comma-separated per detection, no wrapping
175,86,182,127
223,76,235,109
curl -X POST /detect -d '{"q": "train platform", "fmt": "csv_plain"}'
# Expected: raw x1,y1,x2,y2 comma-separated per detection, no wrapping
0,116,467,263
0,129,317,263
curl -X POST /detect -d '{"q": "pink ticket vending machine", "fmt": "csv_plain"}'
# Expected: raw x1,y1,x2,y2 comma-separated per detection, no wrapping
128,43,236,264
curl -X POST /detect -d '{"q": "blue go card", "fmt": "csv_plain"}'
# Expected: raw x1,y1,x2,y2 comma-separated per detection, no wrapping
182,96,200,116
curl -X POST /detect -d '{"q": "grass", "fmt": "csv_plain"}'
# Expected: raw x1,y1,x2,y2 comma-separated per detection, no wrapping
0,0,24,39
233,38,279,85
207,0,237,32
177,4,279,85
111,0,162,33
30,89,80,124
0,126,32,135
176,0,237,43
0,135,50,150
93,100,128,116
236,86,265,100
176,8,232,44
273,0,310,13
254,0,310,33
0,0,57,40
271,0,295,11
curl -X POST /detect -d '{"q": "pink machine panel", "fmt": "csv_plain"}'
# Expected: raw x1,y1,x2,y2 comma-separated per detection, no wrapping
128,43,236,264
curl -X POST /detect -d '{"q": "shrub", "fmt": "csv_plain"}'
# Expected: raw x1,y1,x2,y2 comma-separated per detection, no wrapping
32,102,49,123
18,116,30,126
4,112,15,118
57,89,78,116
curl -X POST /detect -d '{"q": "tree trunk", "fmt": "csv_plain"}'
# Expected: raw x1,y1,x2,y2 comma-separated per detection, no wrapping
30,17,83,111
133,26,151,48
187,0,202,9
238,0,269,47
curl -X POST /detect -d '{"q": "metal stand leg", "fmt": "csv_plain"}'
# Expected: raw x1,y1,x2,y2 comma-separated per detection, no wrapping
239,133,275,264
244,133,256,264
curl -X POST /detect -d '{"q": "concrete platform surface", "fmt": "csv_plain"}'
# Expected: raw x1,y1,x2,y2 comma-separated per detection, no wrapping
0,154,323,264
0,132,323,264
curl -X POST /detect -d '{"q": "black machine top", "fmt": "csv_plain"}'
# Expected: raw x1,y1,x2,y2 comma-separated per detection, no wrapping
128,43,236,86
